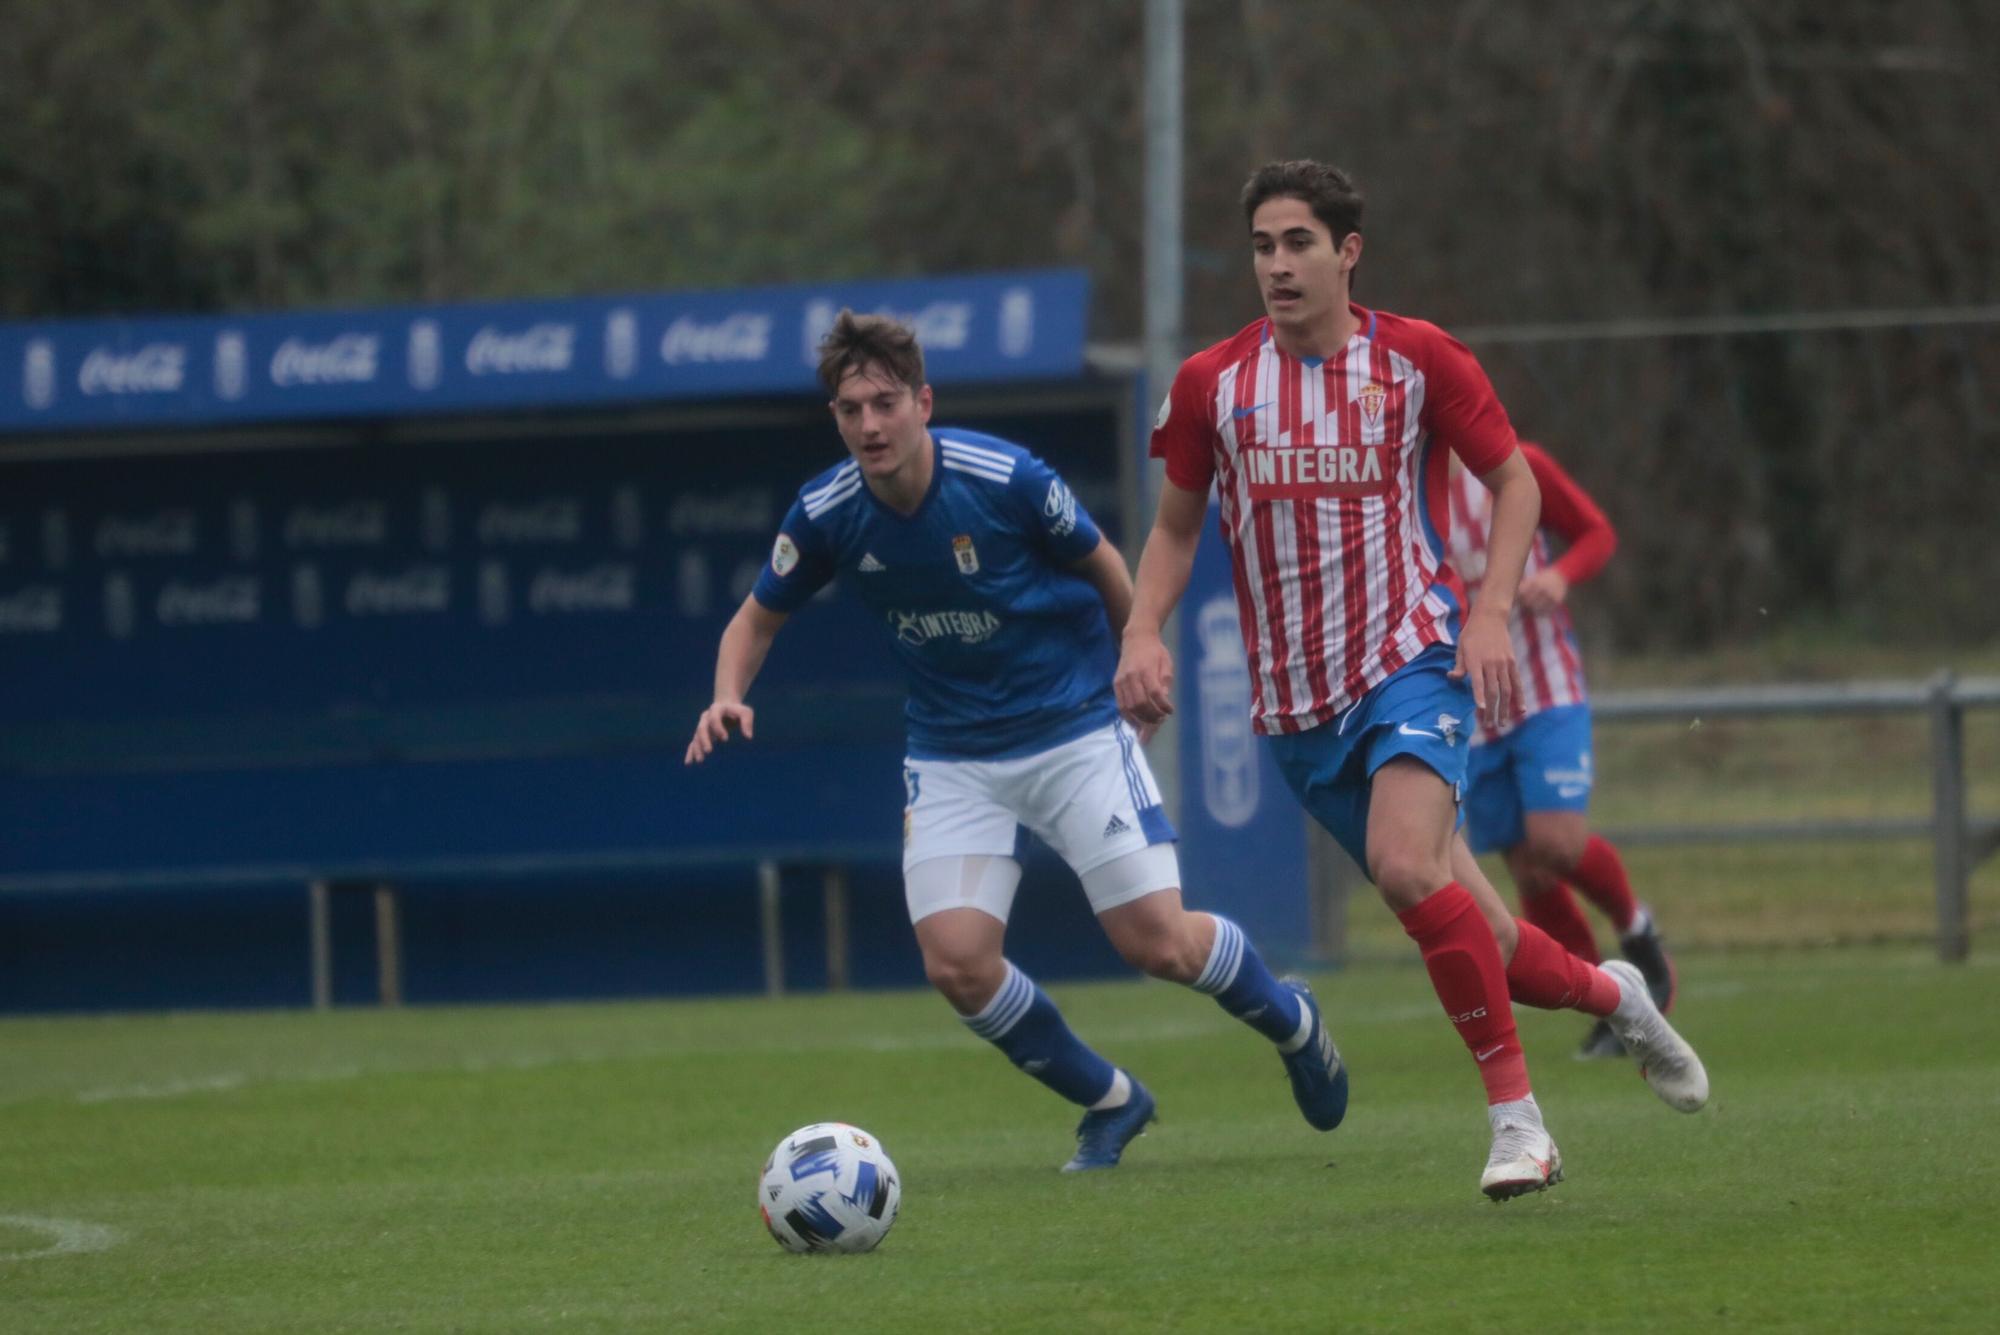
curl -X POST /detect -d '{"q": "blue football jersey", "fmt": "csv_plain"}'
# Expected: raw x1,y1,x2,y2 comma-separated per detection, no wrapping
752,429,1117,760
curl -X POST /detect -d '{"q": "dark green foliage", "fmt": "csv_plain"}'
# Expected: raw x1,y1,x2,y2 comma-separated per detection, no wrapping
1,2,1995,643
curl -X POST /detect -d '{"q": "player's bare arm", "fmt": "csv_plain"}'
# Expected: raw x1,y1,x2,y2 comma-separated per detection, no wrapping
1453,447,1539,730
1115,478,1207,727
685,595,790,764
1068,535,1136,638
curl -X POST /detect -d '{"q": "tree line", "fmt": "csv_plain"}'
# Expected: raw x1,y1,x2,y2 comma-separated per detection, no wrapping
2,0,1993,646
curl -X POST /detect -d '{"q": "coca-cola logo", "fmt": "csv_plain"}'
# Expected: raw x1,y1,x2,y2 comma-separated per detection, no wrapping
283,502,388,549
157,576,260,625
668,490,772,536
96,510,198,558
346,565,450,616
465,323,575,376
898,302,973,350
798,299,974,361
79,343,187,396
271,333,380,386
659,313,772,365
527,563,635,613
0,585,61,633
478,498,581,545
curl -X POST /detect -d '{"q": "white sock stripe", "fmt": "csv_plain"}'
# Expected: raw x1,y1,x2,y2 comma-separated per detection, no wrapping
1193,917,1245,995
963,963,1034,1039
988,970,1035,1035
1195,919,1234,992
1276,994,1314,1053
964,981,1015,1038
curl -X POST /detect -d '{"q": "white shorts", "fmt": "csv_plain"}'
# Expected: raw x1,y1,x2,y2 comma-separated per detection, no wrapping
902,719,1180,923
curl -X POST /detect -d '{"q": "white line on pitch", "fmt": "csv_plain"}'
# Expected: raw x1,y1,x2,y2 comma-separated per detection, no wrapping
0,1215,120,1262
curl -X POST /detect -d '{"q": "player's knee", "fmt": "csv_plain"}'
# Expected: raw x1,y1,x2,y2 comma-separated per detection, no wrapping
1520,814,1589,872
923,953,1001,1012
1526,829,1586,875
1369,847,1449,906
1114,923,1203,983
1509,854,1561,900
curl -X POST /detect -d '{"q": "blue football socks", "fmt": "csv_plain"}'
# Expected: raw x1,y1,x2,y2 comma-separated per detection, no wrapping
962,960,1119,1107
1192,915,1305,1045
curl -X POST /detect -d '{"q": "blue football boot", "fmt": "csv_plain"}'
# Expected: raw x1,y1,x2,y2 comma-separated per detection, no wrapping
1279,979,1348,1131
1061,1075,1157,1171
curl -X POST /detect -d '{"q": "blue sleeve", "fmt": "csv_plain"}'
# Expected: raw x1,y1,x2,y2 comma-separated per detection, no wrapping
750,497,837,612
1010,452,1102,565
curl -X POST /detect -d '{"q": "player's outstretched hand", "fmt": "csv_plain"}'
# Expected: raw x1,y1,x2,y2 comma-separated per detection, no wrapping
1115,632,1176,727
1449,608,1519,733
685,701,755,765
1517,568,1569,615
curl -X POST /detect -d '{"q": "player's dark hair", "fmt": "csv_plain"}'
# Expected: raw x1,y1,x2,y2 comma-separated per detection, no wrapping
816,310,926,397
1241,160,1364,243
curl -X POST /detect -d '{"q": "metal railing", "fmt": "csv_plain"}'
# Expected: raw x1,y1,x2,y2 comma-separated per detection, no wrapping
1310,672,1999,965
1570,672,1996,962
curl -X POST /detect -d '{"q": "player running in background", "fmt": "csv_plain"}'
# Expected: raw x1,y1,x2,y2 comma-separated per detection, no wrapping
1445,443,1678,1059
685,311,1347,1172
1116,159,1706,1200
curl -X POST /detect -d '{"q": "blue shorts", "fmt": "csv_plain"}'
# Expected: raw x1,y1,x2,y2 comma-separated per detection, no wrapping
1264,643,1475,875
1463,703,1595,854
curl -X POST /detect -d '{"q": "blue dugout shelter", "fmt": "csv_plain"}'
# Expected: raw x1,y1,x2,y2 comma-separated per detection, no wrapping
0,272,1309,1012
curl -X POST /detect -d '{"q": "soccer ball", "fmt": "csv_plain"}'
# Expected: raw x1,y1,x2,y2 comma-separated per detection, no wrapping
758,1122,901,1254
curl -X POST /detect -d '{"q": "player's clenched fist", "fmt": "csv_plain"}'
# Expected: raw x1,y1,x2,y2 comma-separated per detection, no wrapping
684,701,755,765
1114,631,1176,727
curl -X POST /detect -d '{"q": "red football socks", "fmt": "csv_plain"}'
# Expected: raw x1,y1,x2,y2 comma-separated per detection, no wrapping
1506,918,1621,1016
1398,883,1530,1104
1522,883,1600,964
1569,834,1639,933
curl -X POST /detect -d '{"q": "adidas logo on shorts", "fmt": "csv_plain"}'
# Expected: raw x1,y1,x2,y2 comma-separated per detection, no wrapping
1103,813,1131,838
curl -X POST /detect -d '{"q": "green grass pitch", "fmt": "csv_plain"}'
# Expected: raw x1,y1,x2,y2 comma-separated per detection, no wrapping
3,947,1996,1332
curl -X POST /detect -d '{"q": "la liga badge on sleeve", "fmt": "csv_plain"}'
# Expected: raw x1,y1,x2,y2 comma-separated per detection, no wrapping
771,533,799,576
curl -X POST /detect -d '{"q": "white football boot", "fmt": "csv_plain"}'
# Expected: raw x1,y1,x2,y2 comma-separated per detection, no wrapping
1481,1097,1563,1201
1602,959,1709,1113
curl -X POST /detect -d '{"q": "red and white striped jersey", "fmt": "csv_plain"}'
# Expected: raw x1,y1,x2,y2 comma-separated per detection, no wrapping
1151,308,1519,734
1444,441,1616,741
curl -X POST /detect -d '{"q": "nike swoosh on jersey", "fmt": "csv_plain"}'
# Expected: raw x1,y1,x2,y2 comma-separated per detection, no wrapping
1230,402,1275,419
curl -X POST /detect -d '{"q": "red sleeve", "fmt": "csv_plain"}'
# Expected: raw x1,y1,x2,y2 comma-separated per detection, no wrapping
1420,328,1517,477
1521,442,1617,584
1147,355,1217,493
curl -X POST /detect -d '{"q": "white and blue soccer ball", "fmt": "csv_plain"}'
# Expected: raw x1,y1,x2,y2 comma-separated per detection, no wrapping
758,1122,901,1254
